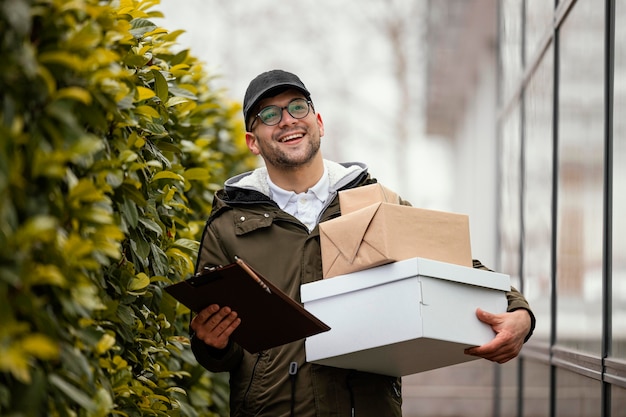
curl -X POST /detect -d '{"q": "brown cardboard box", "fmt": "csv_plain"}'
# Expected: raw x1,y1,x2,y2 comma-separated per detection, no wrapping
320,201,472,278
339,183,400,214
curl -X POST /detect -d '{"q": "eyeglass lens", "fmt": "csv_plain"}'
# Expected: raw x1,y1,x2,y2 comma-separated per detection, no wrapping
257,98,311,126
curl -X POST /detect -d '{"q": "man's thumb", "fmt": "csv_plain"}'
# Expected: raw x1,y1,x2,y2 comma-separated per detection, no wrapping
476,308,494,324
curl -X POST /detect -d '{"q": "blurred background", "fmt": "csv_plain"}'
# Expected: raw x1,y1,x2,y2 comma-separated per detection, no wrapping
157,0,450,212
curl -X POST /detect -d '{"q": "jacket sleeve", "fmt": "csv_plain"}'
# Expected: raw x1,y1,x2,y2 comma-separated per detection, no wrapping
189,217,245,372
472,259,536,343
191,335,244,373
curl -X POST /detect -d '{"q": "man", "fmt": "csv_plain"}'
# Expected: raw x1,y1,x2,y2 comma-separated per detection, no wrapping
190,69,535,417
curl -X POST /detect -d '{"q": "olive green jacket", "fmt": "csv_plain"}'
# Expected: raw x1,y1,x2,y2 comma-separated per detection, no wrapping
191,160,534,417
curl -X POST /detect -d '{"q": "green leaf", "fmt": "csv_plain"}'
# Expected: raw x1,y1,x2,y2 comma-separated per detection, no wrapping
21,334,60,360
138,217,163,236
29,264,67,287
120,181,147,206
182,167,210,181
151,171,183,182
128,272,150,291
173,238,200,252
168,86,197,100
120,197,139,228
69,179,106,204
14,215,58,246
39,51,83,71
170,48,188,65
54,87,93,105
66,21,102,50
129,17,157,38
152,69,169,103
49,373,98,411
135,104,161,119
166,96,191,107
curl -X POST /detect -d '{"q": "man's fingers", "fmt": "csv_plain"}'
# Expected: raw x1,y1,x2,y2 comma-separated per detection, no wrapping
191,305,241,350
218,315,242,339
193,304,220,324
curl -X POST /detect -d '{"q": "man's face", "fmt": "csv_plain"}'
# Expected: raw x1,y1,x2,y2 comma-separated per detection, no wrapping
245,89,324,170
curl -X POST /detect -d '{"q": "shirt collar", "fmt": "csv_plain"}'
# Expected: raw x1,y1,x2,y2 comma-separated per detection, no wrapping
267,166,330,210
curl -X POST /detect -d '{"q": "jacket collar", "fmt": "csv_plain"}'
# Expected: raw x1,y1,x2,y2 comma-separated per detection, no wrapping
224,160,368,198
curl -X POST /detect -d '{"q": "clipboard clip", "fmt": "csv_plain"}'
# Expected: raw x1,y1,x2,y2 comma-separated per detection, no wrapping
199,265,222,275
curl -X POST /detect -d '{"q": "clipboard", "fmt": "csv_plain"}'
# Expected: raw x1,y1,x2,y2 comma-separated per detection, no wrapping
165,257,331,353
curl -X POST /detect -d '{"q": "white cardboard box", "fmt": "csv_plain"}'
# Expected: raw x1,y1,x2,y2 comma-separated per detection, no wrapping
301,257,510,377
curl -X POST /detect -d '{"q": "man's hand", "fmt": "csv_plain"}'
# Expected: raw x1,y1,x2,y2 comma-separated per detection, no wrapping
464,308,531,364
191,304,241,350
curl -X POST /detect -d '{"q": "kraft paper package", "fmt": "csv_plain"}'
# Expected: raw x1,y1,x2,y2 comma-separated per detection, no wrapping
320,183,472,278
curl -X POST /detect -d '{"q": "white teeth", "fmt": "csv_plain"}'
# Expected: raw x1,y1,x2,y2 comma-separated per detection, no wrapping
281,134,303,142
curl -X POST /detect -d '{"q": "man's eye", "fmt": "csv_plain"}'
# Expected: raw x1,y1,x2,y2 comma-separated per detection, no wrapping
260,108,279,120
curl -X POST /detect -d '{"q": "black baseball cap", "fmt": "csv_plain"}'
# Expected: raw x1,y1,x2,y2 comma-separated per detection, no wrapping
243,70,311,128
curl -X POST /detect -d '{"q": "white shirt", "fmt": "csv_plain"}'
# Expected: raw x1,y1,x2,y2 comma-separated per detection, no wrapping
267,167,330,232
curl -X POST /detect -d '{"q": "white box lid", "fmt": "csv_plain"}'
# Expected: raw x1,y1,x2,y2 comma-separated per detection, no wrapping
301,257,510,303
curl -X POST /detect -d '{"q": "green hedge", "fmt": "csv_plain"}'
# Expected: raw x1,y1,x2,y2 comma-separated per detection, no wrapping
0,0,255,415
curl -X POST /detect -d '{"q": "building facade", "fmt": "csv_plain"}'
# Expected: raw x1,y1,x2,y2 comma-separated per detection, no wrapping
408,0,626,416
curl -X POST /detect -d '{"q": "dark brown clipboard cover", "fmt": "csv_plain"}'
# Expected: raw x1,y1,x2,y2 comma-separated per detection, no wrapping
165,257,330,353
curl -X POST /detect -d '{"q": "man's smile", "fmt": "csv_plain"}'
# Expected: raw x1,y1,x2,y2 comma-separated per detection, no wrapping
278,132,305,143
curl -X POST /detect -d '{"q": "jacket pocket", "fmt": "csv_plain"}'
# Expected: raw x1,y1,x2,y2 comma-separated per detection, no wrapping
233,209,274,235
347,371,403,416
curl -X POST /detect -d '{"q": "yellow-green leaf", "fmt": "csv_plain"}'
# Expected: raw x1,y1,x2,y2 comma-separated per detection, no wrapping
145,28,168,37
72,285,106,310
135,86,155,102
0,346,31,383
95,333,116,355
128,272,150,291
161,29,185,42
66,22,101,50
30,264,67,287
166,247,194,272
21,334,60,360
15,215,58,245
69,179,106,203
165,96,190,107
39,51,83,70
182,167,210,181
54,87,92,105
151,171,183,182
135,105,161,119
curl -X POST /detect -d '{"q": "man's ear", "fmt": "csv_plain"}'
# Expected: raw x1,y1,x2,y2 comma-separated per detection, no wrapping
317,113,325,138
245,132,261,155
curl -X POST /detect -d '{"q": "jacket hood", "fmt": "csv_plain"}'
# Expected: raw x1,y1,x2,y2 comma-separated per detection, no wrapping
224,160,368,198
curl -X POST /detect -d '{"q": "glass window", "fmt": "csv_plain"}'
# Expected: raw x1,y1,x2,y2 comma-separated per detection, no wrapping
555,0,605,353
523,45,554,343
611,384,626,416
500,0,524,105
523,360,551,417
555,368,602,417
525,0,554,63
612,0,626,359
498,360,519,415
499,105,522,287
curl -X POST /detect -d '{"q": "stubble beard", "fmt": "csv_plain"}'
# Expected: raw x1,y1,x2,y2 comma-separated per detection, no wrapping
260,132,321,170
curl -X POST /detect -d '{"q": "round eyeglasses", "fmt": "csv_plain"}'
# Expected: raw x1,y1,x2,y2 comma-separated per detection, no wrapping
251,98,312,129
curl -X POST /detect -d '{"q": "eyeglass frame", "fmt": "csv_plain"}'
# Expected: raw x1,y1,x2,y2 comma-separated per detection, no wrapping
248,98,314,130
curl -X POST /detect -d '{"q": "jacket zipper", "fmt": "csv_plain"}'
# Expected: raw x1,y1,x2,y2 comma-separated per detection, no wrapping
242,352,263,409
